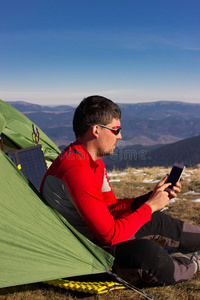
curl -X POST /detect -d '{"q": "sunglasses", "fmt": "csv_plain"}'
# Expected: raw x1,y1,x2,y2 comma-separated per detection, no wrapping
86,123,122,135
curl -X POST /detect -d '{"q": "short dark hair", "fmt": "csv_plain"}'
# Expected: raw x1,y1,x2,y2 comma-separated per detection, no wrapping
73,95,121,138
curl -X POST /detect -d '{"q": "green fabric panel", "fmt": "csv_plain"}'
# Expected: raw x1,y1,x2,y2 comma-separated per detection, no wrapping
0,151,114,288
0,113,6,133
0,100,61,161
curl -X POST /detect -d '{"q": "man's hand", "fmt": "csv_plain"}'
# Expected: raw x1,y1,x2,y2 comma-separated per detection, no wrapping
146,181,171,213
168,179,183,198
154,175,183,197
146,175,184,213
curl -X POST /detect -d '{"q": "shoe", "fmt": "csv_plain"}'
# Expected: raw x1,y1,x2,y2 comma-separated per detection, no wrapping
190,252,200,273
170,251,200,273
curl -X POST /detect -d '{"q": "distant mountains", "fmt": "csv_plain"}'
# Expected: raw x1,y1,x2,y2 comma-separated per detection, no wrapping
7,100,200,169
119,101,200,146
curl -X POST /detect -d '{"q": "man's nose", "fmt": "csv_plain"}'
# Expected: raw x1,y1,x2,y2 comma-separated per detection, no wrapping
117,132,122,139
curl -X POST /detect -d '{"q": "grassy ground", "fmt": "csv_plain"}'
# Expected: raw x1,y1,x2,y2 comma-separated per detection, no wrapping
1,166,200,299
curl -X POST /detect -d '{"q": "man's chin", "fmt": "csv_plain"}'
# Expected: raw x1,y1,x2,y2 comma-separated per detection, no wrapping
103,149,115,157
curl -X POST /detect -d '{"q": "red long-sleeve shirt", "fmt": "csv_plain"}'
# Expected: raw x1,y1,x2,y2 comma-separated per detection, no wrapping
40,140,152,246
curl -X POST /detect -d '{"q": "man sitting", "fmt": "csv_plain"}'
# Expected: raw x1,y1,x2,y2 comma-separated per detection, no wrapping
41,95,200,285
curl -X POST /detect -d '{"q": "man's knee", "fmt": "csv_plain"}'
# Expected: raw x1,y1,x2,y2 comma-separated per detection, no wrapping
114,239,175,285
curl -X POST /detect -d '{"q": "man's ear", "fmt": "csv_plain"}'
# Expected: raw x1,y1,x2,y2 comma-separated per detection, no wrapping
92,125,100,137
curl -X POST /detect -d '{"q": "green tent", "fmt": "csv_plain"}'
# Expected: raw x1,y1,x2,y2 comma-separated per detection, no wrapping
0,99,60,162
0,100,114,289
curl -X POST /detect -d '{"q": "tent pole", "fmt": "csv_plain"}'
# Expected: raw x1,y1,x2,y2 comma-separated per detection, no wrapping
107,270,154,300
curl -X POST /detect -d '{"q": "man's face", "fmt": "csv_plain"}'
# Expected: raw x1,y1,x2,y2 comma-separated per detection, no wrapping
97,118,122,158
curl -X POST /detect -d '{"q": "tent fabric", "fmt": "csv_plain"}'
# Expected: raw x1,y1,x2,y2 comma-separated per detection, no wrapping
0,147,114,289
0,112,6,133
0,99,60,162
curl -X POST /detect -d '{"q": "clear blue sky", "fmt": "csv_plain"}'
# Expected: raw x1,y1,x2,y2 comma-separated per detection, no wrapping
0,0,199,105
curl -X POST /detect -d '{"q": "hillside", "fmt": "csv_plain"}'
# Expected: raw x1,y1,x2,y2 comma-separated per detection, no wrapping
145,134,200,168
104,134,200,170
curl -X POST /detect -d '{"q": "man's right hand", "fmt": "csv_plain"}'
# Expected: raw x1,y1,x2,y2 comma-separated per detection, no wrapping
146,182,172,213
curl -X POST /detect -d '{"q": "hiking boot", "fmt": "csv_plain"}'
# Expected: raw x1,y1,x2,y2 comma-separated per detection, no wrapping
190,252,200,273
171,251,200,273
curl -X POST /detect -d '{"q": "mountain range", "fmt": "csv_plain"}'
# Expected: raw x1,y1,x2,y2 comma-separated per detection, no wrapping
7,100,200,170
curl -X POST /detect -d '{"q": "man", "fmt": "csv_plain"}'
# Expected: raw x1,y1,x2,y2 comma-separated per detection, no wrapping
40,95,200,285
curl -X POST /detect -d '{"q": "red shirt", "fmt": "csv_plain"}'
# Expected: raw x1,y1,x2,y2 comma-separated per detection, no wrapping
41,140,152,246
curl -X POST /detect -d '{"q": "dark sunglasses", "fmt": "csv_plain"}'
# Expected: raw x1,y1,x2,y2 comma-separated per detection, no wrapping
86,123,122,135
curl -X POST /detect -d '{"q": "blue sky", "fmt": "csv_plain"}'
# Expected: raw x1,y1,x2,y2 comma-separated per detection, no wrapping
0,0,199,105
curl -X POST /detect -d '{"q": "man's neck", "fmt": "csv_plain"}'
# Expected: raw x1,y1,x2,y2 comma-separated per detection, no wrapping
77,138,100,161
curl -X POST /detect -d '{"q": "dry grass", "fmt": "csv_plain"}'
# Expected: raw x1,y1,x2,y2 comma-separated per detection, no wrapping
1,166,200,300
